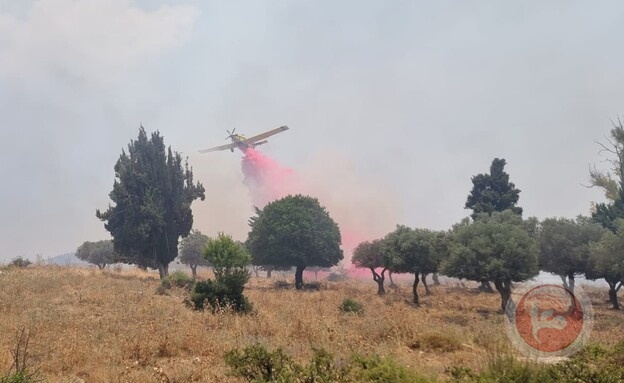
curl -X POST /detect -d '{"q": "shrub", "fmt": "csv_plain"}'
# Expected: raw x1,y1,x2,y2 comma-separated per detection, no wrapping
190,270,252,313
340,298,364,314
350,355,432,383
225,344,434,383
224,344,301,381
162,270,195,291
8,257,31,268
0,328,41,383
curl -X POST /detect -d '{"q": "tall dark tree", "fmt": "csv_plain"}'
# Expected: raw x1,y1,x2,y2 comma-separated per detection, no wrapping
589,121,624,232
96,127,205,278
352,239,389,295
465,158,522,220
179,230,210,279
587,219,624,310
539,217,605,292
465,158,522,292
443,211,539,312
75,240,116,269
246,194,343,289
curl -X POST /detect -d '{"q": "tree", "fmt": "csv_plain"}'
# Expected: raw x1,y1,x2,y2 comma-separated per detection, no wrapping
443,210,539,312
465,158,522,220
190,233,252,312
246,194,343,290
178,230,210,279
352,239,389,295
538,217,605,292
587,220,624,309
96,127,205,278
589,120,624,231
75,240,116,269
383,226,446,305
465,158,523,292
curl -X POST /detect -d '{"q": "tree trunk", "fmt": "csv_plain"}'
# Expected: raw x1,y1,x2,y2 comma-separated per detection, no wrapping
421,273,431,295
314,270,319,280
97,264,105,270
157,263,169,279
371,268,386,295
568,274,575,293
295,266,305,290
267,268,272,278
389,271,397,288
607,281,621,310
494,279,513,313
479,280,494,293
190,265,197,280
412,273,420,306
432,272,440,286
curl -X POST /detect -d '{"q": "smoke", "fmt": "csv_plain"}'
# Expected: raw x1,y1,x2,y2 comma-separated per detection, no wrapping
238,147,401,265
241,148,302,207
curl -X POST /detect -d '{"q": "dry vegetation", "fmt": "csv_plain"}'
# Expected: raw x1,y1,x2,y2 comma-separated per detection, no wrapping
0,266,622,382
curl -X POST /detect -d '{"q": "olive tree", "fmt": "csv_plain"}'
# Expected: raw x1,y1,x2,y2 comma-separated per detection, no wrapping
443,211,539,312
246,195,343,289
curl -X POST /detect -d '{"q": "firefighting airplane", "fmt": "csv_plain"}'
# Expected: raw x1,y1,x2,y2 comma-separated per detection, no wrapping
198,126,289,153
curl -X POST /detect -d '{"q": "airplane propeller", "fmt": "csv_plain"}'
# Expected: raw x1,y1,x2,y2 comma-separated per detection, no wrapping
225,128,236,140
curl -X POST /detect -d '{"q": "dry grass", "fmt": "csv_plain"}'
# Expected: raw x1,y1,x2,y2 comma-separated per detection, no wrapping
0,266,622,382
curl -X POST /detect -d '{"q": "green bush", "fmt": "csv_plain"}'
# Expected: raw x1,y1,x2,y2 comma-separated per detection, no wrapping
165,270,195,290
224,344,301,381
190,270,252,313
0,371,40,383
340,298,364,314
350,355,432,383
446,341,624,383
225,344,432,383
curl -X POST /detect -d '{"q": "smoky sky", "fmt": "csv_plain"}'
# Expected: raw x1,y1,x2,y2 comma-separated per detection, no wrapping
0,0,620,260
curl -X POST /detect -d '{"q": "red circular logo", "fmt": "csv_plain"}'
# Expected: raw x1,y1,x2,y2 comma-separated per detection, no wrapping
506,284,592,357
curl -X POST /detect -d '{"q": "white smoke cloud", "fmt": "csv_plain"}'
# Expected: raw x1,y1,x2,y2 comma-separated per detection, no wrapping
0,0,198,86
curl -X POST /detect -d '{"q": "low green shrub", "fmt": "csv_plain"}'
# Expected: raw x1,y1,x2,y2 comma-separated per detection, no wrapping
190,270,252,313
340,298,364,314
167,270,195,290
225,344,433,383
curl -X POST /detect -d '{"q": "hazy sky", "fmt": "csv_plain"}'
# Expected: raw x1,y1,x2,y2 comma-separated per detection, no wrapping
0,0,620,261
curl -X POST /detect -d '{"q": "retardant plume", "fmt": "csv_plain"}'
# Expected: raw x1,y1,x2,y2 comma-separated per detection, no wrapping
241,148,302,207
239,148,401,269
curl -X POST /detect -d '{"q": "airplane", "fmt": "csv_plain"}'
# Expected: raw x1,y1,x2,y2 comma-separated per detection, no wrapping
199,125,289,153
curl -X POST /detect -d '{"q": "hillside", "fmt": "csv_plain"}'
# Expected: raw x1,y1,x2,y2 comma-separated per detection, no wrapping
0,266,622,382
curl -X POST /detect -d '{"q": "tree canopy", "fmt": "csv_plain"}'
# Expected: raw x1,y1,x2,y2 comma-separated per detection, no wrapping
538,216,605,292
352,239,389,295
96,127,205,278
465,158,522,220
382,226,447,304
204,233,251,278
590,121,624,231
75,240,116,269
587,219,624,309
443,210,538,311
179,230,210,279
246,194,343,289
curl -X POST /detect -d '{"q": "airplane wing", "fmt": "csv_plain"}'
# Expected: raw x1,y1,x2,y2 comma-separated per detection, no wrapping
198,142,238,153
243,125,289,145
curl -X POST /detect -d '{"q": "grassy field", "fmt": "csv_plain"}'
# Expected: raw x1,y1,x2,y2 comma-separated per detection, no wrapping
0,266,622,382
